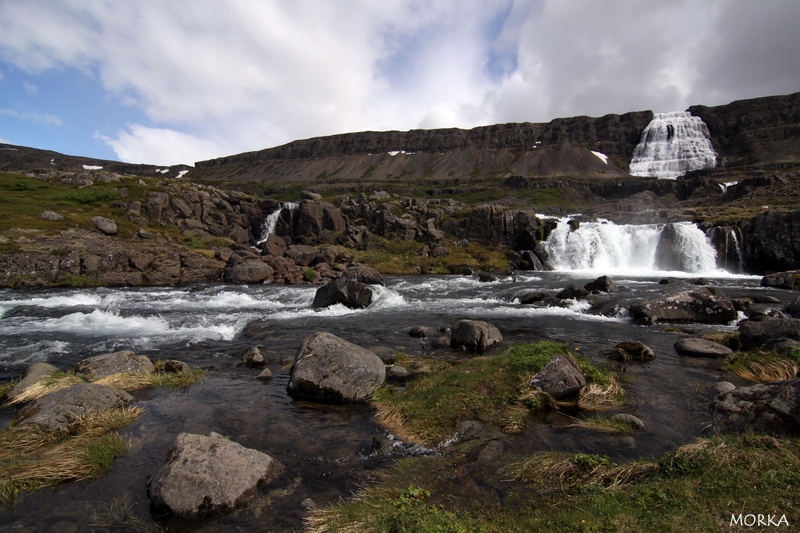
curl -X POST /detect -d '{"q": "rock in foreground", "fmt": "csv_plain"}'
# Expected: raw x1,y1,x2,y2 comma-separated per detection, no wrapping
712,379,800,437
18,383,133,432
529,354,586,398
149,432,284,518
450,319,503,352
73,350,154,381
287,332,386,403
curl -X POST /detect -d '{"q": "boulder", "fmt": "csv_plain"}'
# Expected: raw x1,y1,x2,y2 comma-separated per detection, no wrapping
223,260,274,283
285,245,318,267
241,347,265,368
256,367,273,381
517,292,551,305
674,338,733,357
157,360,192,373
300,190,323,201
556,283,590,300
92,216,118,235
3,362,59,403
739,318,800,350
149,432,284,518
712,379,800,437
40,211,64,221
605,340,656,363
312,277,373,309
450,319,503,352
629,287,737,325
584,275,616,293
18,383,133,431
785,296,800,319
73,350,154,381
287,332,386,403
761,270,800,290
528,354,586,398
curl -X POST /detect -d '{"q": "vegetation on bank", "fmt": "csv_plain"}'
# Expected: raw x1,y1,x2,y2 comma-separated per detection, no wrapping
307,434,800,532
704,330,800,383
372,342,624,446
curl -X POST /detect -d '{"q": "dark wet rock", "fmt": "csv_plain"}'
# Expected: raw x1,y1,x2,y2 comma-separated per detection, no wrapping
604,340,656,363
285,245,319,267
517,291,551,305
3,362,59,403
584,275,616,293
557,283,590,300
476,440,504,462
761,270,800,290
432,336,452,349
287,332,386,403
752,294,782,304
409,325,448,338
261,234,288,257
715,381,737,395
92,216,118,235
451,319,502,352
19,383,133,432
157,360,192,373
299,498,318,510
340,265,384,285
40,211,64,221
240,347,265,368
629,287,737,325
312,277,373,309
529,354,586,398
73,350,154,381
149,432,284,518
610,413,646,430
674,338,733,358
785,296,800,318
739,317,800,350
478,272,498,283
223,260,274,283
712,379,800,437
658,277,710,285
256,368,273,381
764,338,800,356
454,420,491,442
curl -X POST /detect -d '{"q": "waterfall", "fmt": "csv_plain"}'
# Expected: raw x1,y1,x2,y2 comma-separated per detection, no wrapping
544,218,721,274
706,226,743,273
629,112,717,179
256,202,298,244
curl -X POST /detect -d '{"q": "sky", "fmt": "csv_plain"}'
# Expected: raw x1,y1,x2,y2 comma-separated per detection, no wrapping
0,0,799,167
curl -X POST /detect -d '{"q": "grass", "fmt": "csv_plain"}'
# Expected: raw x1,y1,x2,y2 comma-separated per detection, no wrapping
722,349,800,382
372,342,623,446
4,370,87,405
577,415,639,433
307,434,800,533
0,406,143,504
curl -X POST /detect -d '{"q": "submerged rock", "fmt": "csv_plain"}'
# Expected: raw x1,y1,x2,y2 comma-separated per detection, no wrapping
674,337,733,357
287,332,386,403
73,350,154,381
149,432,284,518
604,340,656,363
450,319,502,352
529,354,586,398
19,383,133,432
712,379,800,437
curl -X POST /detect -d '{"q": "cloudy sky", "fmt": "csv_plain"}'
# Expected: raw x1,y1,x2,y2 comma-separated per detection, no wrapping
0,0,798,166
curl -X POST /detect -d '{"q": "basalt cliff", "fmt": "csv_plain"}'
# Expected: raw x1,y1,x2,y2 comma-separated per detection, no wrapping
1,91,800,288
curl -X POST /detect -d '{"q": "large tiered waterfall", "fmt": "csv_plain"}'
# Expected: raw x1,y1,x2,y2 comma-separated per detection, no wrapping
629,112,717,179
545,219,721,274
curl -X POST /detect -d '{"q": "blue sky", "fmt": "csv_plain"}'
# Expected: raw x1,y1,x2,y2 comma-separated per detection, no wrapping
1,0,799,167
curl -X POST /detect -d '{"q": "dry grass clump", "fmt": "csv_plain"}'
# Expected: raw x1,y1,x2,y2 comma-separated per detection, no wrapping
4,371,86,406
723,350,799,382
0,406,143,503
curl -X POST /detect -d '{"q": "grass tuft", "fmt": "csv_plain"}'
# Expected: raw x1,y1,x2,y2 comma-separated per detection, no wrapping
723,350,799,382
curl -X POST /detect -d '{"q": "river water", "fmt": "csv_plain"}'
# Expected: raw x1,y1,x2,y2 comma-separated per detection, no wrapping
1,265,793,532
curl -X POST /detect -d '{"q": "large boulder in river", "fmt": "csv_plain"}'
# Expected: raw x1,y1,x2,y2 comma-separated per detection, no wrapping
312,277,373,309
18,383,133,431
3,362,59,403
451,319,503,352
73,350,154,381
629,287,737,325
761,270,800,290
712,379,800,437
529,354,586,398
674,338,733,357
149,432,284,518
223,260,274,283
287,332,386,403
604,340,656,363
584,275,616,293
738,317,800,350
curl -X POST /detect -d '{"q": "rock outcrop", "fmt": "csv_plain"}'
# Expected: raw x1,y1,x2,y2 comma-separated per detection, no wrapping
712,379,800,437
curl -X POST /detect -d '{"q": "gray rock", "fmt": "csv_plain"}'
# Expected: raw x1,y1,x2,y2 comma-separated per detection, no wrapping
785,296,800,318
409,326,446,338
715,381,736,395
739,317,800,349
518,292,551,305
312,277,373,309
584,275,616,293
223,260,274,283
4,362,59,403
19,383,133,432
241,347,265,368
605,340,656,363
529,354,586,398
712,379,800,437
137,228,154,239
157,360,191,373
450,319,503,352
674,338,733,357
256,367,273,381
432,336,452,349
340,265,385,285
476,440,504,462
300,190,322,201
92,216,118,235
287,332,386,403
557,283,590,300
610,413,646,429
73,350,154,381
40,211,64,221
630,287,737,325
149,432,284,518
386,365,410,381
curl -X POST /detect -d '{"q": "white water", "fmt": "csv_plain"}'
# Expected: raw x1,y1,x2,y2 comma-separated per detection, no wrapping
545,218,723,275
629,112,717,179
257,202,298,244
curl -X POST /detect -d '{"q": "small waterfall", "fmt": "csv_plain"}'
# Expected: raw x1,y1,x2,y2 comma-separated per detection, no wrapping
544,218,721,274
706,226,743,273
629,112,717,179
257,202,298,244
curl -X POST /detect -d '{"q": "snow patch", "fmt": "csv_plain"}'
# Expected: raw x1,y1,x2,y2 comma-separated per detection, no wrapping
591,151,608,164
177,170,189,178
82,165,103,170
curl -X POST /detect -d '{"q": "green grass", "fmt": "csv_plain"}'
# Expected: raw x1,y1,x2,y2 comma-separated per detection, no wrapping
722,349,800,383
58,185,120,204
307,435,800,533
372,342,621,446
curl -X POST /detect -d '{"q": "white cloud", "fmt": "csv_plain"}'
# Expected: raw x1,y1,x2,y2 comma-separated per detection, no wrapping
1,0,799,164
22,80,37,94
0,107,62,125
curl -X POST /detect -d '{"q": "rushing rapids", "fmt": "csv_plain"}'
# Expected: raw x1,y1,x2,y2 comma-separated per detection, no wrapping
629,111,717,179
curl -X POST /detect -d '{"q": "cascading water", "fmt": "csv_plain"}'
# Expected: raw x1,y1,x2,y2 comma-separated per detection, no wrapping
629,112,717,179
256,202,298,244
544,218,721,274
